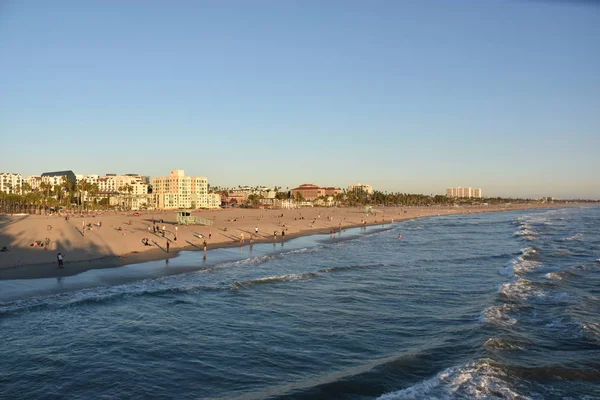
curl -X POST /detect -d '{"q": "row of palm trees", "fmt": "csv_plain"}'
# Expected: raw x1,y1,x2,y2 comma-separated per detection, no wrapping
212,184,564,208
0,177,106,214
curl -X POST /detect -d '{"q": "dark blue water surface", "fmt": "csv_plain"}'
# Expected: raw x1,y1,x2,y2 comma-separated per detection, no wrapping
1,207,599,399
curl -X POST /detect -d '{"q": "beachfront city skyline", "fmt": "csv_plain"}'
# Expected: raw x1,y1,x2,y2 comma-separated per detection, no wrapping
1,1,598,199
1,169,491,212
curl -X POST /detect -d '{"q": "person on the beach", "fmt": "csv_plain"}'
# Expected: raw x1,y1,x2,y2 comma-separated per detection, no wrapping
273,231,277,240
174,235,177,242
240,233,244,243
209,229,212,240
166,240,170,253
255,226,258,235
57,252,64,268
281,230,285,241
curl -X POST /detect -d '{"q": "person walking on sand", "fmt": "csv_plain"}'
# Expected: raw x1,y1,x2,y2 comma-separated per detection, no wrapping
281,230,285,241
57,252,64,268
166,240,170,253
273,231,278,241
240,233,245,243
255,226,258,235
209,229,212,240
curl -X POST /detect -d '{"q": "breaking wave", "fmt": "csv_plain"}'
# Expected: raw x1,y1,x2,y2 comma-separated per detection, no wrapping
560,233,584,241
230,272,320,289
481,304,524,327
499,278,574,304
376,359,529,400
483,337,527,352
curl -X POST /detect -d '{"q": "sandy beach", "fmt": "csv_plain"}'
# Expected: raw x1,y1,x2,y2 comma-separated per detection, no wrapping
0,204,575,280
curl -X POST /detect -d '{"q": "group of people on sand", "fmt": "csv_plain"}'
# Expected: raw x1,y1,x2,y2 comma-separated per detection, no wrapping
30,238,52,250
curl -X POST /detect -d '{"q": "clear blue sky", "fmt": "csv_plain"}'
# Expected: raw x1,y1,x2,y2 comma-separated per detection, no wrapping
1,0,598,199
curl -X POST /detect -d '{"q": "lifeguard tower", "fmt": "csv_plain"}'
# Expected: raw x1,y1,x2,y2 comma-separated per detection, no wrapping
176,211,213,226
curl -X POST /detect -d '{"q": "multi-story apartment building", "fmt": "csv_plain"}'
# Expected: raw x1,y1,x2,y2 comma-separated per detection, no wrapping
0,173,24,194
41,170,77,187
446,187,483,198
75,174,99,186
26,175,42,191
348,183,373,194
152,170,220,209
90,174,148,195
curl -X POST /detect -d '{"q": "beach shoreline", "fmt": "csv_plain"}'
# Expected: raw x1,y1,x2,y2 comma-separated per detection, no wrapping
0,204,585,280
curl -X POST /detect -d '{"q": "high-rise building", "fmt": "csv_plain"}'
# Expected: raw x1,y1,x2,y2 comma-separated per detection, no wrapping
0,173,23,194
446,187,483,198
152,170,220,209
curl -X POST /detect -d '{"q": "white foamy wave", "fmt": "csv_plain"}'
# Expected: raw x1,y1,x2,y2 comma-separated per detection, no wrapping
483,338,525,352
560,233,584,241
498,279,542,302
545,272,563,280
512,259,543,274
499,279,575,304
580,322,600,343
544,264,589,281
230,272,320,289
499,248,539,278
206,247,323,272
285,247,322,255
521,247,537,257
498,264,514,277
377,359,530,400
481,304,518,327
205,255,274,272
545,268,579,281
514,227,537,241
503,253,543,276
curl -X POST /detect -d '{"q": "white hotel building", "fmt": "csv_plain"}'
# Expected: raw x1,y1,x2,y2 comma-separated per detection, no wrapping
348,183,373,194
152,170,221,209
446,187,483,198
76,173,150,210
0,173,24,194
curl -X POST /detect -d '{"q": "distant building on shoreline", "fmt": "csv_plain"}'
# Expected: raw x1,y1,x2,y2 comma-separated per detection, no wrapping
152,169,220,209
41,170,77,186
446,187,483,198
0,172,24,194
290,184,342,201
348,183,373,194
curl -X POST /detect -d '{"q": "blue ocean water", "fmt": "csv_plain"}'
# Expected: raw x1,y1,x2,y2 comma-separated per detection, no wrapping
1,207,599,399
